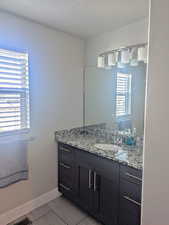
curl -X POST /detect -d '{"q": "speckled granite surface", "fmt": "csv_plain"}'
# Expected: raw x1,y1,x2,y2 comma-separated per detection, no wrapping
55,125,143,170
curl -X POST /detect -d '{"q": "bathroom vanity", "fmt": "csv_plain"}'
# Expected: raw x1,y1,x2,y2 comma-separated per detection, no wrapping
55,126,142,225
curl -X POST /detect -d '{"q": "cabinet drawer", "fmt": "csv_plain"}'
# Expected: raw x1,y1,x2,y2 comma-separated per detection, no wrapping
59,183,72,194
120,165,142,184
120,179,142,204
119,196,141,225
58,143,74,165
59,163,73,189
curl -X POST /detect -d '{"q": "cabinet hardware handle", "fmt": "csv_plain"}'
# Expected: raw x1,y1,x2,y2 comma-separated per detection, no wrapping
94,171,97,192
60,163,71,169
60,183,71,191
125,172,142,181
123,196,141,206
60,147,71,153
88,170,92,189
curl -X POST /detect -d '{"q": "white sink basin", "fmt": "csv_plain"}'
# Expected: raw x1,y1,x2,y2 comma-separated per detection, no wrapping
94,144,122,153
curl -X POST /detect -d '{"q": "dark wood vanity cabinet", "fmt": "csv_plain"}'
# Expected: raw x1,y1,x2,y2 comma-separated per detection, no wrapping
58,142,142,225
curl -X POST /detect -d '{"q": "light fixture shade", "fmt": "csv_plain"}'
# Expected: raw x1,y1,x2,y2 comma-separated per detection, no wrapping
97,44,147,69
138,46,148,62
108,52,118,66
97,56,105,68
121,49,130,64
130,47,139,66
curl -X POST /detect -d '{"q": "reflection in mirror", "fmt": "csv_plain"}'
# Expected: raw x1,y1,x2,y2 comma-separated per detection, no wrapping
84,47,147,138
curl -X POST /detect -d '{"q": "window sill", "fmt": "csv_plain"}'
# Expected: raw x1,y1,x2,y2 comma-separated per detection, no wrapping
0,130,35,143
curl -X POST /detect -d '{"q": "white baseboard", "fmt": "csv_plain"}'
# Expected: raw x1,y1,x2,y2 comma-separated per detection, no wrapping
0,188,61,225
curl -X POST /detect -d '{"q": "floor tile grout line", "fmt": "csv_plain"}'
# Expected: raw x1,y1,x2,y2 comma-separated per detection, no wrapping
47,206,69,225
28,209,68,225
26,196,87,225
48,204,87,225
27,209,51,223
12,197,101,225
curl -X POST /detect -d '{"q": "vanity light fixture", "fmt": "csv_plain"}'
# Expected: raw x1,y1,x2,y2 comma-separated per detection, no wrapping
97,43,147,69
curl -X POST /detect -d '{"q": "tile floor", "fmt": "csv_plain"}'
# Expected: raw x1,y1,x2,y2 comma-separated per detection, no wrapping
11,196,102,225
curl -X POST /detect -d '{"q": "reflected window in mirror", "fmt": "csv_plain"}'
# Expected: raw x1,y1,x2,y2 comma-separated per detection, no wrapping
116,72,132,119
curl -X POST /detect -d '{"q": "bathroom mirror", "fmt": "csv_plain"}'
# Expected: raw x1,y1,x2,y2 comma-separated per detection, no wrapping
84,60,147,136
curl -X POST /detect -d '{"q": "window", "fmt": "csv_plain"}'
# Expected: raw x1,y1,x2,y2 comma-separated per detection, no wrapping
116,72,132,117
0,48,30,134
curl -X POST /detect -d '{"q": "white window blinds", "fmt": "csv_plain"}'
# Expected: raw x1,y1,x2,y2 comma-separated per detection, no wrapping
116,72,132,117
0,48,30,134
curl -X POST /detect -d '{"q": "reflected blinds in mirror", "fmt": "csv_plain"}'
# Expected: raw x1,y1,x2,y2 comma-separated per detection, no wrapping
116,73,132,117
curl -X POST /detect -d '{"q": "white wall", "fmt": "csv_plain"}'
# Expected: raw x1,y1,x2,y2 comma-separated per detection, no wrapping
0,11,84,214
142,1,169,225
85,18,149,66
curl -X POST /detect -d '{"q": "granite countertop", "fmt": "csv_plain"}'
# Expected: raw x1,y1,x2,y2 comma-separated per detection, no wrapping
55,125,143,170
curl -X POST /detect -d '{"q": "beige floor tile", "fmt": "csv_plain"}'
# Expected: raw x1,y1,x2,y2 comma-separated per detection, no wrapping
27,204,51,221
48,196,87,225
33,211,66,225
78,216,102,225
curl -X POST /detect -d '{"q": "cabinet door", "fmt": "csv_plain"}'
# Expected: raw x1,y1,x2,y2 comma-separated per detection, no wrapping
77,163,93,211
99,175,119,225
93,160,119,225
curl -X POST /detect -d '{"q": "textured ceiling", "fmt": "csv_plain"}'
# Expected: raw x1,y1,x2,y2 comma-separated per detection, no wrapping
0,0,149,38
